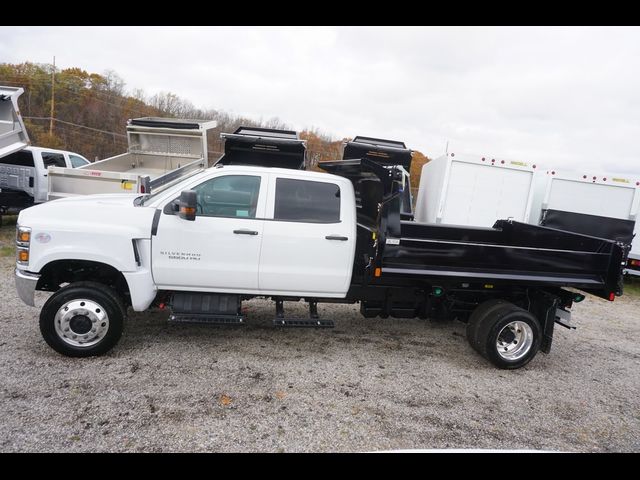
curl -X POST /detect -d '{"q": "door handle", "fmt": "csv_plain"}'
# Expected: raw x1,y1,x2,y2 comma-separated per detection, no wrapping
325,235,348,241
234,229,259,235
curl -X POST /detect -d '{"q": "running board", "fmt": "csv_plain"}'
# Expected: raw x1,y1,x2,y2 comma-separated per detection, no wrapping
169,313,245,325
273,299,334,328
273,318,334,328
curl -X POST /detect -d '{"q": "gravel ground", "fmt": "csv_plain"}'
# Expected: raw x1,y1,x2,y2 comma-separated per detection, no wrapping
1,249,639,452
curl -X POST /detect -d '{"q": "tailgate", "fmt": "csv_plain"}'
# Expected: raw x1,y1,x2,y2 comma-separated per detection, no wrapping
0,86,30,158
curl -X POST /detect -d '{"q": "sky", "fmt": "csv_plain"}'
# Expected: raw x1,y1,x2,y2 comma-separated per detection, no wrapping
1,26,640,177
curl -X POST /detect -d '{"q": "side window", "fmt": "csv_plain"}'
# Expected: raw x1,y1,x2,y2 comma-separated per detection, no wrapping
274,178,341,223
0,150,35,167
70,154,89,168
193,175,261,218
41,152,66,168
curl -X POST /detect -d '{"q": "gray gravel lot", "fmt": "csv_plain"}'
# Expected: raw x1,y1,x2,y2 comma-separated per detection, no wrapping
1,252,639,452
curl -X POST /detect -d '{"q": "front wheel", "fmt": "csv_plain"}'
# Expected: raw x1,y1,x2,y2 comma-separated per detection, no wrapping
39,281,125,357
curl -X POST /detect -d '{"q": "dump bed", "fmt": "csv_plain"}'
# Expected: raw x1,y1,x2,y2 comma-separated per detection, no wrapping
215,127,306,169
47,117,216,200
342,136,414,220
320,159,629,301
0,86,30,158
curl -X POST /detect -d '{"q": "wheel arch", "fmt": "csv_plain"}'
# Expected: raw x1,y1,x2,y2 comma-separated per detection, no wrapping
36,259,131,305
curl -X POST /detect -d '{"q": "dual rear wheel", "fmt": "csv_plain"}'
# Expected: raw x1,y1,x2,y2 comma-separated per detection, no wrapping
466,300,542,369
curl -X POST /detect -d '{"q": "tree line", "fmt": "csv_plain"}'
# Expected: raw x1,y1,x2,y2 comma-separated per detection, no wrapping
0,62,428,193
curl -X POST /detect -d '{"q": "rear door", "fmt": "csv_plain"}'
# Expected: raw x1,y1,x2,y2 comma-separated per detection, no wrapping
152,172,268,292
34,151,67,203
259,174,356,297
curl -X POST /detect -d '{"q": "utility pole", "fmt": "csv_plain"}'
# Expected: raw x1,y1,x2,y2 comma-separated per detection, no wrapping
49,56,55,136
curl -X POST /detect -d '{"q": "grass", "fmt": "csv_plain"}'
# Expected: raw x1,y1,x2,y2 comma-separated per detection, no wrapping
0,215,17,257
624,277,640,297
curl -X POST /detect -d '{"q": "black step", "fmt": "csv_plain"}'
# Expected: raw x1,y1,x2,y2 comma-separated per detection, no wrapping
169,313,245,325
273,318,334,328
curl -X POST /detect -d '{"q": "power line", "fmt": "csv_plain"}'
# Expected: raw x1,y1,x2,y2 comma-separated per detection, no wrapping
24,117,127,137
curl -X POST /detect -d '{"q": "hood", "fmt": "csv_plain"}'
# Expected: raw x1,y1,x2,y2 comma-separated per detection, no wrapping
18,193,156,240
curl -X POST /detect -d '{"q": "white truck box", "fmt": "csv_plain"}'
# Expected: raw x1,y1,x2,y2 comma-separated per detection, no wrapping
47,117,217,200
414,152,541,227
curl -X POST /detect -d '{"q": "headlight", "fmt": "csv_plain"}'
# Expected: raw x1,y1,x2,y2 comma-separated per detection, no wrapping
16,226,31,246
16,226,31,265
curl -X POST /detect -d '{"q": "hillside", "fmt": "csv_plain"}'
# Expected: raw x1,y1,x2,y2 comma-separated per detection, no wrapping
0,62,429,193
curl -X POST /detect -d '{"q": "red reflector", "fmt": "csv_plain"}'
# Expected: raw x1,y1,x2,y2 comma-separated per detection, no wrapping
608,292,615,301
630,259,640,267
140,185,146,193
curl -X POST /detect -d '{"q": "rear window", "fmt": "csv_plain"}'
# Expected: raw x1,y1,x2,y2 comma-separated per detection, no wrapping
274,178,341,223
41,152,66,168
1,150,34,167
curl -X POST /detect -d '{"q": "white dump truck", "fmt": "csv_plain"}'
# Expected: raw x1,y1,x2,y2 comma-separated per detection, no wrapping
47,117,217,200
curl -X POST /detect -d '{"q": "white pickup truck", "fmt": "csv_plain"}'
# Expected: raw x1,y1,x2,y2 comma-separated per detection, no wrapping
14,129,631,369
1,86,90,222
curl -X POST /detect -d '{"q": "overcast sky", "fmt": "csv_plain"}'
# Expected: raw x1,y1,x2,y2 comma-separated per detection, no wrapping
2,26,640,177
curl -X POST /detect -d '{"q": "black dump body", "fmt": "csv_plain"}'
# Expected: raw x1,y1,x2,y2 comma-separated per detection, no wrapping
343,136,412,170
540,209,636,245
320,159,629,301
342,136,414,220
215,127,306,169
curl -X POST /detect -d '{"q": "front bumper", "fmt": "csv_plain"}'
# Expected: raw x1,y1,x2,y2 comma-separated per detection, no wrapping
15,269,39,307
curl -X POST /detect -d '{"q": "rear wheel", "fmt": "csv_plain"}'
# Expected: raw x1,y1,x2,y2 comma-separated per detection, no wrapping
466,299,506,352
469,302,541,369
39,281,125,357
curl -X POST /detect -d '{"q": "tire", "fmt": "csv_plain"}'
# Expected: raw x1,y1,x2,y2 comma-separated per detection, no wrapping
474,303,542,369
466,299,507,353
39,281,126,357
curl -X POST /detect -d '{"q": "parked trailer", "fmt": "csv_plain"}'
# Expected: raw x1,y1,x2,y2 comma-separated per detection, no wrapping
535,169,640,276
414,153,543,227
47,117,217,200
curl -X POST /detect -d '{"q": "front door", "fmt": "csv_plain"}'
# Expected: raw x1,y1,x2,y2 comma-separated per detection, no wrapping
152,173,267,292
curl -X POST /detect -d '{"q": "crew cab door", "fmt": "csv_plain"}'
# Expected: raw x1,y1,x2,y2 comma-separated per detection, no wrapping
34,150,67,203
152,172,267,292
258,174,356,297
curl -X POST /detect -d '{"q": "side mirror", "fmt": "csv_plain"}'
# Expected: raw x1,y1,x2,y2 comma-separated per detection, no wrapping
178,190,197,221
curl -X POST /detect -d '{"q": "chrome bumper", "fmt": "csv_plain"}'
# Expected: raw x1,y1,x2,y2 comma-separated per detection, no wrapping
15,269,39,307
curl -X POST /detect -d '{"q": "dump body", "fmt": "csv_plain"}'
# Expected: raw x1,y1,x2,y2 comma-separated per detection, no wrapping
536,169,639,276
47,117,216,200
215,127,306,170
415,153,540,227
320,159,628,301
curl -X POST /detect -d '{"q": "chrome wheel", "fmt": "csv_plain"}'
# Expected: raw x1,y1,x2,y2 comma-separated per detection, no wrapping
54,299,109,348
496,320,533,361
